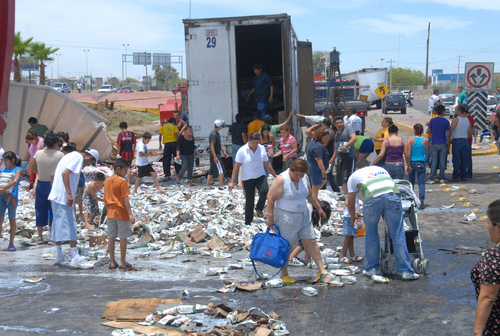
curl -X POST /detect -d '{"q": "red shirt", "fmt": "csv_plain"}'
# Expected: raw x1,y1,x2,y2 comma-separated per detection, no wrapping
467,115,474,143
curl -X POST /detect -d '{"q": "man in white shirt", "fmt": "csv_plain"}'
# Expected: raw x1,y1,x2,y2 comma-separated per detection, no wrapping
347,159,419,281
428,89,441,115
49,149,99,269
295,109,328,126
343,108,363,135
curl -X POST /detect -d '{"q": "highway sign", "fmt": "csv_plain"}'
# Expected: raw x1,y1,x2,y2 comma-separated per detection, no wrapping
375,83,389,99
465,62,494,90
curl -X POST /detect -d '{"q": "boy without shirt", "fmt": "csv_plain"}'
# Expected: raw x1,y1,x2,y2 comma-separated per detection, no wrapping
83,172,105,229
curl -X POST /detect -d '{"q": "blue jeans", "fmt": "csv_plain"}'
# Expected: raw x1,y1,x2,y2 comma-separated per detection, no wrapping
232,144,243,182
363,193,414,273
177,155,194,180
257,102,269,120
409,161,426,201
384,163,405,180
452,138,468,179
430,143,447,181
467,142,473,178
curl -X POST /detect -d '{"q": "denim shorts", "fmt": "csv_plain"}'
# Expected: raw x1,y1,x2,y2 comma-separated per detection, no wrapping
0,194,17,218
343,216,358,236
308,163,326,186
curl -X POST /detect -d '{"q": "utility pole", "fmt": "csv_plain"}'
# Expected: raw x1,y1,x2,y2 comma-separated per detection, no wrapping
387,59,395,92
122,43,129,85
55,53,61,81
424,22,430,89
380,58,384,68
83,49,90,89
456,55,462,90
397,33,400,68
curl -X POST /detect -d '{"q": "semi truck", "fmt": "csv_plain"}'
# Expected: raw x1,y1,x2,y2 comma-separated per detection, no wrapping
342,68,388,109
182,13,315,158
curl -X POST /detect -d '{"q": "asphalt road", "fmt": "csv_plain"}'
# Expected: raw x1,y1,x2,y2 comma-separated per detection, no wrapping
1,109,500,335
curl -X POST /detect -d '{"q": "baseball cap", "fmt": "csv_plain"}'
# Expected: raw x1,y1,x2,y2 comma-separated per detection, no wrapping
263,115,273,124
85,148,100,163
214,119,225,127
316,109,324,115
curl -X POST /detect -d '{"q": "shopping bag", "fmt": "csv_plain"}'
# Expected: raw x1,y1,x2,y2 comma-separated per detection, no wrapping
250,224,290,280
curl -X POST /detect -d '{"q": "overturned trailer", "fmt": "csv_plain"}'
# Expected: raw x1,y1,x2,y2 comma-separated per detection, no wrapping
5,83,112,161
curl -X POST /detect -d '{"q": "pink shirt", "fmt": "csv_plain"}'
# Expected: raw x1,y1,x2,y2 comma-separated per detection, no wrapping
29,137,44,159
280,134,297,158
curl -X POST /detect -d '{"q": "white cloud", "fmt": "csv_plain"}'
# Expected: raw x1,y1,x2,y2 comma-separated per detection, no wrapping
352,14,472,37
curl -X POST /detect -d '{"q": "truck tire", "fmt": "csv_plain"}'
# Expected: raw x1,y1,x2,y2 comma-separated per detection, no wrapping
401,108,406,114
376,100,382,109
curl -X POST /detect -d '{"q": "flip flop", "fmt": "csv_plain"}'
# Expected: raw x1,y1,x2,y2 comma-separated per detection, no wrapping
109,264,118,269
8,245,16,251
256,210,264,218
119,263,132,269
351,256,364,262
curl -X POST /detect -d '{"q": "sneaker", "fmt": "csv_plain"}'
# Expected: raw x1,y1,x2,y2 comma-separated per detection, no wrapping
426,180,435,184
319,271,336,283
288,257,305,267
402,271,420,281
363,268,382,277
55,255,65,264
69,258,94,269
439,180,446,184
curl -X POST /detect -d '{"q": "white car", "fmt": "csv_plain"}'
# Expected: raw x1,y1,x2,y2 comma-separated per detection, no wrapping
439,94,456,116
50,82,70,93
97,85,117,93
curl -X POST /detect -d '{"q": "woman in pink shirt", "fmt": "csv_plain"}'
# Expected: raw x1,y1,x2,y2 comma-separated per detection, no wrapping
26,130,44,190
272,125,298,171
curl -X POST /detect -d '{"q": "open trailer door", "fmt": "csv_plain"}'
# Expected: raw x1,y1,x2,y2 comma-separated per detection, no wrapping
297,41,314,116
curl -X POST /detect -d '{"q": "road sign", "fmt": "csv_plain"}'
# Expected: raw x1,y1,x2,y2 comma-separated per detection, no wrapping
375,83,389,99
468,91,488,131
465,62,494,90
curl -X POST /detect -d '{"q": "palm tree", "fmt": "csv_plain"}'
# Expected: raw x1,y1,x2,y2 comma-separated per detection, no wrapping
13,32,34,82
29,42,60,85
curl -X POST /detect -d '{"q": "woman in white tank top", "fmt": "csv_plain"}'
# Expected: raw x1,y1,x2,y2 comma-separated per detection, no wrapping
266,159,337,284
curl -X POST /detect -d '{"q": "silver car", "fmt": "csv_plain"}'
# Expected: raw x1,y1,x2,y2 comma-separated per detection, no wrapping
487,95,496,116
50,82,70,93
438,94,456,115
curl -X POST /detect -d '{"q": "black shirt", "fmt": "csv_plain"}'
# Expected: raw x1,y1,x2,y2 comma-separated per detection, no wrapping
177,134,195,156
209,130,221,157
229,122,247,146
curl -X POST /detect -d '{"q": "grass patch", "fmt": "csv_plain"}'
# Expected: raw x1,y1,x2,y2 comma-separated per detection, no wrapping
128,110,159,122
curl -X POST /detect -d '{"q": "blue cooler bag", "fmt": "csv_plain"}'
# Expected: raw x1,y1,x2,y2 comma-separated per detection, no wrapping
250,224,290,280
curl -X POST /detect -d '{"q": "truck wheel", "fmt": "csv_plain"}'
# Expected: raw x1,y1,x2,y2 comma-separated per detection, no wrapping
401,108,406,114
376,100,382,109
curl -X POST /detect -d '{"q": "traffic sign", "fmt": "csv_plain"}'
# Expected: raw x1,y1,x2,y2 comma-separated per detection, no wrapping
375,83,389,99
465,62,494,90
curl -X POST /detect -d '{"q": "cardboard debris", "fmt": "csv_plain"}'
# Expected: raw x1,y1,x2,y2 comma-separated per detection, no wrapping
254,327,273,336
222,280,263,292
174,232,194,246
189,226,207,243
208,234,229,251
102,321,186,335
89,235,108,248
114,298,162,322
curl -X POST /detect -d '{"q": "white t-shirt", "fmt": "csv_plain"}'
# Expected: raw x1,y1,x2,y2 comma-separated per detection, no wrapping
48,152,84,205
345,114,362,134
347,166,399,201
304,116,326,125
428,94,440,113
0,147,5,171
235,143,268,181
136,141,149,166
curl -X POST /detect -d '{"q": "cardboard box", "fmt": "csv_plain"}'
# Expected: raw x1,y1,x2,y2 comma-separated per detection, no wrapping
89,235,108,248
173,232,193,246
189,226,206,243
207,234,228,250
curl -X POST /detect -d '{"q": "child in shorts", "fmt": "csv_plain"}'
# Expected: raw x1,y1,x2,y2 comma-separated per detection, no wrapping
341,193,364,263
104,159,135,269
134,132,165,194
116,122,136,185
0,152,23,251
83,172,105,229
287,200,332,267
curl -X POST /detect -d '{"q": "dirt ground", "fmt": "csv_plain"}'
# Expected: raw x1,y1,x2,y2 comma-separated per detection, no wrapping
87,102,161,139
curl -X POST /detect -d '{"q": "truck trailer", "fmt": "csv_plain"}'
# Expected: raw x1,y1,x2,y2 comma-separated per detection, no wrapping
183,13,314,157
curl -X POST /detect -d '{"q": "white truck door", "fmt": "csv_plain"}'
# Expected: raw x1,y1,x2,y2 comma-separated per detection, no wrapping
185,24,232,140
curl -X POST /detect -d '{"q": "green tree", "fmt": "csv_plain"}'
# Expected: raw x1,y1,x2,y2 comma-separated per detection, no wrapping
13,32,33,82
108,77,120,88
29,42,59,85
389,68,425,87
313,51,326,77
153,65,179,85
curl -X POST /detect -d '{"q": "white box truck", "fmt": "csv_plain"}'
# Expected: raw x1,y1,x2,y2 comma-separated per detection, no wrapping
343,68,388,109
183,14,314,159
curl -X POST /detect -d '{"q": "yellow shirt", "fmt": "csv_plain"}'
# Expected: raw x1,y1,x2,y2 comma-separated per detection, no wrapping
247,120,265,136
159,124,178,144
374,127,389,150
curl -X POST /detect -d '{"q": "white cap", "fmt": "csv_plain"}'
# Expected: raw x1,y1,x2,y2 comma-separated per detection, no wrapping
214,119,225,127
86,148,100,163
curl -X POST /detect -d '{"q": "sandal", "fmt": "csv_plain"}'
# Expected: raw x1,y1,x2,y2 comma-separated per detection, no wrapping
109,263,118,269
256,210,264,218
119,263,132,269
340,257,351,263
8,245,16,251
351,255,364,262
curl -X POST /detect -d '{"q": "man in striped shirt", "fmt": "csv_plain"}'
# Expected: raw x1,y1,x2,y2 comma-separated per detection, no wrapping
347,159,419,281
117,122,137,184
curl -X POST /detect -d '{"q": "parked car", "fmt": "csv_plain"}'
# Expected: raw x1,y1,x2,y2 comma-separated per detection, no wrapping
137,88,145,92
383,93,407,114
118,86,134,93
487,95,496,116
439,93,456,116
97,85,117,93
400,90,414,100
50,82,70,93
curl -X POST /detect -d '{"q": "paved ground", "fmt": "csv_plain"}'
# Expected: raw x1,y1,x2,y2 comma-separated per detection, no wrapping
1,106,500,335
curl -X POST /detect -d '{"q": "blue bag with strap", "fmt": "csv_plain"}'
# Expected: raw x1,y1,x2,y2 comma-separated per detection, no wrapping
250,224,290,280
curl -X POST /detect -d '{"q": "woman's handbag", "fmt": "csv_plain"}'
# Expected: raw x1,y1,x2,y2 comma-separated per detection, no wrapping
250,224,290,280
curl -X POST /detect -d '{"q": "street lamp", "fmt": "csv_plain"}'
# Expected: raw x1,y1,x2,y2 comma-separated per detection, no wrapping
122,43,129,85
380,58,384,68
83,49,90,88
55,53,61,81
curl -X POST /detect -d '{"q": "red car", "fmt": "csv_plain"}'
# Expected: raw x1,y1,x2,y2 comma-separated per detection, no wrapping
118,86,134,93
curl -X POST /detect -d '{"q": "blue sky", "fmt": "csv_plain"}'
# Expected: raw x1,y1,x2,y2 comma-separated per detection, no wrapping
14,0,500,82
